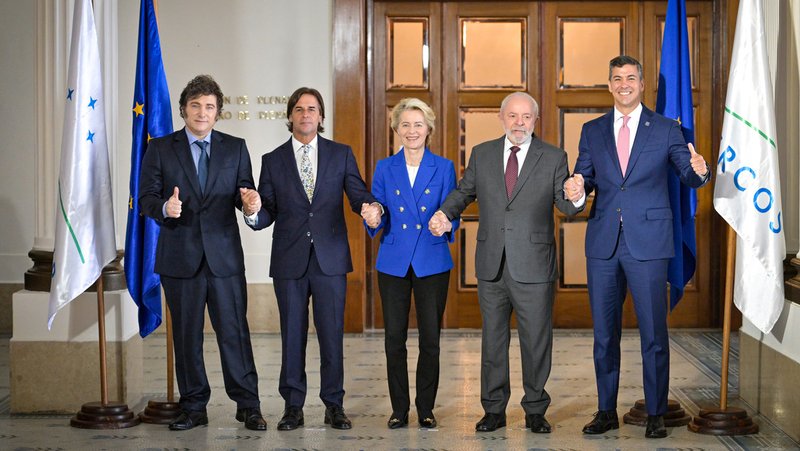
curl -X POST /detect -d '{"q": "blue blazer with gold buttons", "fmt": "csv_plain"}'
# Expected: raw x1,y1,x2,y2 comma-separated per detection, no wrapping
367,148,460,278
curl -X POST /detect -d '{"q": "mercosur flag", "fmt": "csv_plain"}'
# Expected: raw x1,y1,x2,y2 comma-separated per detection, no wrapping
48,0,117,329
713,0,785,334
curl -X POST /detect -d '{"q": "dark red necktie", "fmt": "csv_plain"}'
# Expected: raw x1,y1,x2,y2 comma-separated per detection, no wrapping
505,146,520,199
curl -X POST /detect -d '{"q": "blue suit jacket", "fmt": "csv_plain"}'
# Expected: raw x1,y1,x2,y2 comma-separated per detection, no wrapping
139,128,255,278
250,136,375,279
574,106,707,261
367,149,459,278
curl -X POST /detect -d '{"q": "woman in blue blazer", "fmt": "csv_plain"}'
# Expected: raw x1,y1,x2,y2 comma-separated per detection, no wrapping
366,98,459,429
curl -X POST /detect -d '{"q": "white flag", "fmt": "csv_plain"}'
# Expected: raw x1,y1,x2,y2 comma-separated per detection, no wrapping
713,0,785,334
48,0,116,329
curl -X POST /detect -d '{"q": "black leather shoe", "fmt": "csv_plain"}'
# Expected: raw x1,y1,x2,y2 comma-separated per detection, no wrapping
236,407,267,431
582,410,619,434
475,413,506,432
525,413,551,433
169,410,208,431
387,411,408,429
277,406,304,431
325,405,352,430
645,415,667,438
418,411,437,429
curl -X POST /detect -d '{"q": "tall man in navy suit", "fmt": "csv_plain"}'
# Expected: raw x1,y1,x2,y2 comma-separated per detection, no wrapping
566,56,709,439
139,75,266,431
247,87,381,431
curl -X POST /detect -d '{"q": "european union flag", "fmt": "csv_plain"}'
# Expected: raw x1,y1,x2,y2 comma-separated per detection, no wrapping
124,0,172,337
657,0,697,310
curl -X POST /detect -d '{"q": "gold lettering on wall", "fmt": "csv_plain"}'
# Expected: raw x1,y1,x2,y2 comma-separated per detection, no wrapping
217,94,290,120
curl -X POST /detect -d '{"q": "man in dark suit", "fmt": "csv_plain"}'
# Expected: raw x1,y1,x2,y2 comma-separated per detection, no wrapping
429,92,583,433
567,56,709,438
247,87,380,431
139,75,266,431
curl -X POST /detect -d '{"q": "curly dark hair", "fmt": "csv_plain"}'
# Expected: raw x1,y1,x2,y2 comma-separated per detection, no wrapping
286,87,325,134
179,74,224,119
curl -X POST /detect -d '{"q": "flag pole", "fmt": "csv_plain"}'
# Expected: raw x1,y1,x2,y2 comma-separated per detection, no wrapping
166,307,175,402
688,225,758,435
138,304,181,423
97,276,108,405
70,276,140,429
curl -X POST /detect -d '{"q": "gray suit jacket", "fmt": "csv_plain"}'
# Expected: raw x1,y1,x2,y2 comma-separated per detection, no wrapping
440,136,583,283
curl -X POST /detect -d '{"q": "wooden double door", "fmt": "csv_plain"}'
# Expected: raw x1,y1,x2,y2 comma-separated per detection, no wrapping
335,0,725,330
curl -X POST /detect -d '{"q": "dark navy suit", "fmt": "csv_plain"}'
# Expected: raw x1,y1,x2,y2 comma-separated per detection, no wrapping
250,136,375,409
367,148,458,415
139,128,260,412
573,106,707,415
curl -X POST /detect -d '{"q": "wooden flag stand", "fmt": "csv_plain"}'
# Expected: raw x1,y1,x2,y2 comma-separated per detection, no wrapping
138,307,182,423
688,226,759,435
70,277,140,429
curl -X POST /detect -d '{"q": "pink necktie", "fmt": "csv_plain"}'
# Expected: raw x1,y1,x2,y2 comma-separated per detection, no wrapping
617,115,630,176
505,146,520,199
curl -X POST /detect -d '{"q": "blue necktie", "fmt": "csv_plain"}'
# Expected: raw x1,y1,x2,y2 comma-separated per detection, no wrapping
196,140,209,195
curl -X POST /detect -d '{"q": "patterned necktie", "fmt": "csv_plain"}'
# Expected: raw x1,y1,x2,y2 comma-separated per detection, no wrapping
617,115,631,176
196,140,209,195
300,144,314,202
505,146,520,199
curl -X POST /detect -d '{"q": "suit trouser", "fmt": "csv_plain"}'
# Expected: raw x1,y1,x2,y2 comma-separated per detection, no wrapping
161,258,260,412
477,254,554,416
274,246,347,408
586,228,670,416
378,268,449,415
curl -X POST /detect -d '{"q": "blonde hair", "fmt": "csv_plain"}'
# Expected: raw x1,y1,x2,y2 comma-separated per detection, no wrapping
390,98,436,146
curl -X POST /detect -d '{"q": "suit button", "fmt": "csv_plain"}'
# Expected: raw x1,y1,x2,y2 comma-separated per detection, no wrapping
307,231,311,236
620,187,626,191
402,224,407,229
424,189,430,194
616,208,621,212
421,206,427,212
399,206,404,212
506,207,511,211
416,224,421,229
396,189,401,195
309,212,314,217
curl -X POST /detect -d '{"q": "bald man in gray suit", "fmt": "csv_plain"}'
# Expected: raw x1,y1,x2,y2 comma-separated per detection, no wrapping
429,92,583,433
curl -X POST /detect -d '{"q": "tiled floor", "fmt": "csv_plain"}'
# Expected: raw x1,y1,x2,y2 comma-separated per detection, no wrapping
0,330,798,450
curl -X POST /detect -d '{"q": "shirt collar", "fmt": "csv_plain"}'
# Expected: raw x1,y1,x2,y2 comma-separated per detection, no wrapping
292,135,318,153
504,135,532,152
614,103,643,123
185,128,211,146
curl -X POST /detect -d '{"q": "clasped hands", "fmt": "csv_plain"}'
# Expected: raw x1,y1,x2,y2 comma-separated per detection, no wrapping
239,187,261,216
563,174,585,203
428,210,452,237
361,202,382,228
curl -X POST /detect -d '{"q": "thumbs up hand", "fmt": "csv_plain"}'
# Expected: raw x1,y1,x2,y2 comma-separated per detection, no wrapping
688,143,708,177
166,186,182,218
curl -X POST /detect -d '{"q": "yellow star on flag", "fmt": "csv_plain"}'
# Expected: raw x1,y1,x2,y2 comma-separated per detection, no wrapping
132,101,144,117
